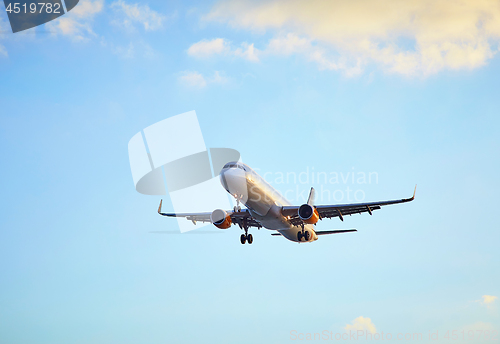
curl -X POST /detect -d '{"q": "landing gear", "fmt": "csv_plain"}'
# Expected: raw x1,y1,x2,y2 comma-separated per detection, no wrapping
304,231,310,241
233,198,242,212
297,229,310,242
240,233,253,244
239,217,254,244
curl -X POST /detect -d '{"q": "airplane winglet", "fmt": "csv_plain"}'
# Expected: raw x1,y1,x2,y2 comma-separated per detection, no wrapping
401,185,417,203
158,199,163,214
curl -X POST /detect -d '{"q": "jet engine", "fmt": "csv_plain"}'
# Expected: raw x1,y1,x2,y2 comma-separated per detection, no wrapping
298,204,319,224
211,209,232,229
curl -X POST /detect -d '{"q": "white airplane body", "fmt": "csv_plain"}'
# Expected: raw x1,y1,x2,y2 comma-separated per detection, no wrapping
158,162,415,244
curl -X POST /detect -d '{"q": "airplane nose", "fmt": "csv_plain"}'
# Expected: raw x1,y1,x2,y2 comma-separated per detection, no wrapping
220,167,248,198
220,167,245,185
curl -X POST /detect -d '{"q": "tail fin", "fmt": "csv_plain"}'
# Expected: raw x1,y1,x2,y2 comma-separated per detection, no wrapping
307,187,316,206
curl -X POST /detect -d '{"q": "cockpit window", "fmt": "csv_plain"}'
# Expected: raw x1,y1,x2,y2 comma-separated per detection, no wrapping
223,162,246,171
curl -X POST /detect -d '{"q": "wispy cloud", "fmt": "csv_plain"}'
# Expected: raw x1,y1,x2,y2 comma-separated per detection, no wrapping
268,33,364,76
211,70,229,84
204,0,500,77
0,18,10,57
188,34,362,75
111,0,166,31
0,45,7,57
345,316,377,334
187,38,260,61
47,0,104,41
178,71,207,88
0,17,7,57
480,295,498,306
178,70,229,88
267,33,311,56
101,39,158,59
187,38,229,57
233,42,259,62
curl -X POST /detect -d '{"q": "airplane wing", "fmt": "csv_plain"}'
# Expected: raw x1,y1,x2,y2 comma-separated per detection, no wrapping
157,200,262,229
281,186,416,226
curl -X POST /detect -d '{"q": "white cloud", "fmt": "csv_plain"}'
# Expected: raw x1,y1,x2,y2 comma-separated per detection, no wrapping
178,71,207,88
102,39,158,59
211,70,229,84
178,70,229,88
112,42,135,59
0,18,7,56
187,38,230,57
345,316,377,334
267,33,311,55
47,0,103,41
0,45,7,58
71,0,104,18
266,33,363,75
111,0,166,31
234,42,259,62
190,34,360,74
0,17,9,53
205,0,500,76
481,295,498,306
187,38,260,62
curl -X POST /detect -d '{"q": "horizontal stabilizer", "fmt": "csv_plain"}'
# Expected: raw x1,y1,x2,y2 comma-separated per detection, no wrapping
271,229,357,237
315,229,357,235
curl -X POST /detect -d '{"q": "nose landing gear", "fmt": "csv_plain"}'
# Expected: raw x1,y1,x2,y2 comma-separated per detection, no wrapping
233,198,242,212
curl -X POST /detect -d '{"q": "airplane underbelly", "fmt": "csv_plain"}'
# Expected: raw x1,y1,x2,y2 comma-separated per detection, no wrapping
249,205,289,230
278,225,318,242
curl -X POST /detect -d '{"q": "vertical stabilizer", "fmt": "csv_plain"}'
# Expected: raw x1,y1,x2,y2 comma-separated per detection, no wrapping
307,187,316,206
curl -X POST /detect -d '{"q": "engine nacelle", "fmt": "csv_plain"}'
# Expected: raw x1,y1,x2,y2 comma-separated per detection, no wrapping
211,209,232,229
298,204,319,224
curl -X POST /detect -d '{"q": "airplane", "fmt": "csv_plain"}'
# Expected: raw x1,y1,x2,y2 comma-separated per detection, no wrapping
158,161,416,244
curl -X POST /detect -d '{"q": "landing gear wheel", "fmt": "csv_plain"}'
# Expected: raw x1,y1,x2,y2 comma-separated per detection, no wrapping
304,231,311,241
297,232,303,241
240,234,246,244
247,234,253,244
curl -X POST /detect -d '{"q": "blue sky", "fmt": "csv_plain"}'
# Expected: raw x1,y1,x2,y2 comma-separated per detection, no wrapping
0,1,499,343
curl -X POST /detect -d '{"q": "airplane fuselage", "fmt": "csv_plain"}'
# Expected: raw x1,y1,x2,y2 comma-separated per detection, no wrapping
220,162,318,242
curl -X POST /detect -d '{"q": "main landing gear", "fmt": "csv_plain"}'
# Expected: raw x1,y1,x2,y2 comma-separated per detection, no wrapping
240,233,253,244
297,226,311,242
239,217,253,244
